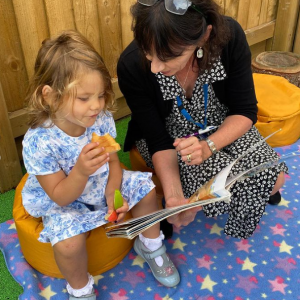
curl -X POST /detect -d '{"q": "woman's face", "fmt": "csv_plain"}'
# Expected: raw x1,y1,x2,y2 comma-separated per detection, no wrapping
145,45,196,76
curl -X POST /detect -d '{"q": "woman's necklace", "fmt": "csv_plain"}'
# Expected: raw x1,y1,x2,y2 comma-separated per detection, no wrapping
176,60,192,95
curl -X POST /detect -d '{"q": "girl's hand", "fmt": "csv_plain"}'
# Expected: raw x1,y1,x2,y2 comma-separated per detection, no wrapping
173,137,211,165
74,142,109,177
106,198,129,223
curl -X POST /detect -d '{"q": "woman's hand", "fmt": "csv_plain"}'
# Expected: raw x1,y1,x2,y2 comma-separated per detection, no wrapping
173,137,212,165
74,142,109,177
166,195,202,227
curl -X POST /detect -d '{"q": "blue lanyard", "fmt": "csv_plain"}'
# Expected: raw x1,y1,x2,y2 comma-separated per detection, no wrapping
176,83,209,130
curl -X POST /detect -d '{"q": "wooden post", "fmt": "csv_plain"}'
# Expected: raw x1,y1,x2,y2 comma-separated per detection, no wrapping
0,82,23,193
272,0,300,51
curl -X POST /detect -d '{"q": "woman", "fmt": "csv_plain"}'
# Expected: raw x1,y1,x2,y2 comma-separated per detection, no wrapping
117,0,287,239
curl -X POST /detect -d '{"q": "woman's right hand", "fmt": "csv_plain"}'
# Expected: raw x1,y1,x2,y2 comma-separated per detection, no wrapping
166,196,202,227
74,142,109,177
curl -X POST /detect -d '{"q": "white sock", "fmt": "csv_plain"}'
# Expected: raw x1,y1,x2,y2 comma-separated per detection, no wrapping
139,231,165,267
67,273,94,297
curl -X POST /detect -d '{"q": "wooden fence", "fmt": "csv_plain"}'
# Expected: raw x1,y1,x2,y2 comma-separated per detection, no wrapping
0,0,300,192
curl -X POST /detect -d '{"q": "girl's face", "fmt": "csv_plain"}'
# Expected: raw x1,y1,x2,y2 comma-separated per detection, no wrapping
54,70,105,137
145,46,196,76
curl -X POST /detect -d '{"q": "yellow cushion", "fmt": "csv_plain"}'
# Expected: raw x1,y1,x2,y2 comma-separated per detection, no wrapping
13,170,133,278
254,73,300,147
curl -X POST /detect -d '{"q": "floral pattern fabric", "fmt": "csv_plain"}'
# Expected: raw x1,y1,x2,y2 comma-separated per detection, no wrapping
22,112,154,245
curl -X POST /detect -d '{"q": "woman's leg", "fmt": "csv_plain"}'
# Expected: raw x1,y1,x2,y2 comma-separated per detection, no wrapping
53,233,89,289
271,171,285,195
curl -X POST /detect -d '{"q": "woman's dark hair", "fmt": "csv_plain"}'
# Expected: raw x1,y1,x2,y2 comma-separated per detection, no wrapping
131,0,231,71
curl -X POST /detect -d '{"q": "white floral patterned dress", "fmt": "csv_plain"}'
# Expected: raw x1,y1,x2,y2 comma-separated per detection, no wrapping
22,112,154,245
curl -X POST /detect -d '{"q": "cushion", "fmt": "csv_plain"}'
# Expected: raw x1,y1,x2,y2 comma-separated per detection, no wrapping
254,73,300,147
13,169,133,278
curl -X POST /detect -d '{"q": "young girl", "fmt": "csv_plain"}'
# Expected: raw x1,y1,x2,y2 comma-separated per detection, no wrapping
22,30,180,299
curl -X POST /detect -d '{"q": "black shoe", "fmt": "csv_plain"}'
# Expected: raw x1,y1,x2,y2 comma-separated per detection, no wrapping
268,191,281,205
160,219,173,239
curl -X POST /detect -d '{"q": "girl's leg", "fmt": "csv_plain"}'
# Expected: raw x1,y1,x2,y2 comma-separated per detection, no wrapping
130,188,180,287
53,233,94,297
130,189,160,238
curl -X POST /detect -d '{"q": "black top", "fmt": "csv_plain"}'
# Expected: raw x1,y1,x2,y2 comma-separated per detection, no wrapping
117,17,257,156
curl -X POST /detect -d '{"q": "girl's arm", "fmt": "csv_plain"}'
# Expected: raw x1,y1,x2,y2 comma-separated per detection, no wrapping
37,142,109,206
105,152,129,222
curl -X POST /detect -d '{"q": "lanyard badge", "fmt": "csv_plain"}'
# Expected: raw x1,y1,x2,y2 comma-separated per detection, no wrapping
176,83,217,138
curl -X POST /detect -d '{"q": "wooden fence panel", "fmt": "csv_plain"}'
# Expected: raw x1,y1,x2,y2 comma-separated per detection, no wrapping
0,0,28,112
12,0,49,79
120,0,136,50
293,12,300,54
224,0,239,20
97,0,122,78
72,0,102,54
272,0,300,51
44,0,76,37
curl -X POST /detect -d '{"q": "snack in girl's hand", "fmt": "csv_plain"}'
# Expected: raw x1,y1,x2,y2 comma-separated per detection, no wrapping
105,189,124,222
91,132,121,155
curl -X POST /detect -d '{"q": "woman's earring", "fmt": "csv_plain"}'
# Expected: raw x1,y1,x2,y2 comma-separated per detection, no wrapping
197,47,203,58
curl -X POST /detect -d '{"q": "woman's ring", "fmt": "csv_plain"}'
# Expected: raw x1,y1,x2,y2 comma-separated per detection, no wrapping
187,154,192,163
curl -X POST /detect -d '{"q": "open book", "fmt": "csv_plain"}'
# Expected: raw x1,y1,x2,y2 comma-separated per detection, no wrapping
105,130,299,240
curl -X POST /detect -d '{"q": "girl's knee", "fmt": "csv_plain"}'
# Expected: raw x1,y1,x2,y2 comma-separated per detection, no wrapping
271,171,285,195
53,233,87,258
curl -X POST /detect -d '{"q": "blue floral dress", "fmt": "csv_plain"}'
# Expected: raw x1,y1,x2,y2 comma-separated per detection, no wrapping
22,112,154,245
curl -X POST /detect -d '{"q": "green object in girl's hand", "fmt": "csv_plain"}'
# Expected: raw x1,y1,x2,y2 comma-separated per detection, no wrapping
114,189,123,209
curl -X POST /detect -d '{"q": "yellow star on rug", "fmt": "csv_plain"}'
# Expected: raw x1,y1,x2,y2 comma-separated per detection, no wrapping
201,275,217,292
172,238,187,251
93,274,104,285
132,255,145,268
279,240,293,254
9,223,16,230
39,285,57,300
210,223,223,236
242,257,257,273
279,197,290,207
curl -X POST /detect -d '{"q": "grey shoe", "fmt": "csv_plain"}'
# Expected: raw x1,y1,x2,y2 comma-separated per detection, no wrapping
134,238,180,287
69,290,96,300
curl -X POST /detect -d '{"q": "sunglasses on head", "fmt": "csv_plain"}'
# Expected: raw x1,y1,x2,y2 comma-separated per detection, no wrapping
137,0,206,17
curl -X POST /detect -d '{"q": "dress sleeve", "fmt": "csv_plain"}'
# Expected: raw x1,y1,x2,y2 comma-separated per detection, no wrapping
22,130,61,175
117,47,174,156
221,18,258,124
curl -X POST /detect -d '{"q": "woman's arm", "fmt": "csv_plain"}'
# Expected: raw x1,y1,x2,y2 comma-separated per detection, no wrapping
152,149,201,226
174,115,253,165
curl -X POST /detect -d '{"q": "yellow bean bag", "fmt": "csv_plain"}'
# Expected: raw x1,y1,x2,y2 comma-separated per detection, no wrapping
13,170,133,278
254,73,300,147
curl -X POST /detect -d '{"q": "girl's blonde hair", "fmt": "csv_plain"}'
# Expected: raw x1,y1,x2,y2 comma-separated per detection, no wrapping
25,30,115,128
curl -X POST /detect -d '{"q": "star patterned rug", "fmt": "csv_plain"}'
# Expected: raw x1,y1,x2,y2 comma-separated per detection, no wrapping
1,140,300,300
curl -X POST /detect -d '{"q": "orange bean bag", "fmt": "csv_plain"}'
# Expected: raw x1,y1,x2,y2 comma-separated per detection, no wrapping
13,169,133,278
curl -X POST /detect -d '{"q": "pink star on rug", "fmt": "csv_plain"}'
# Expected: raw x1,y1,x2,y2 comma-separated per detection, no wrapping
0,232,18,247
268,276,288,294
235,240,252,253
270,223,286,236
275,257,297,275
13,261,32,277
196,255,214,270
109,288,129,300
121,269,145,288
235,275,259,294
